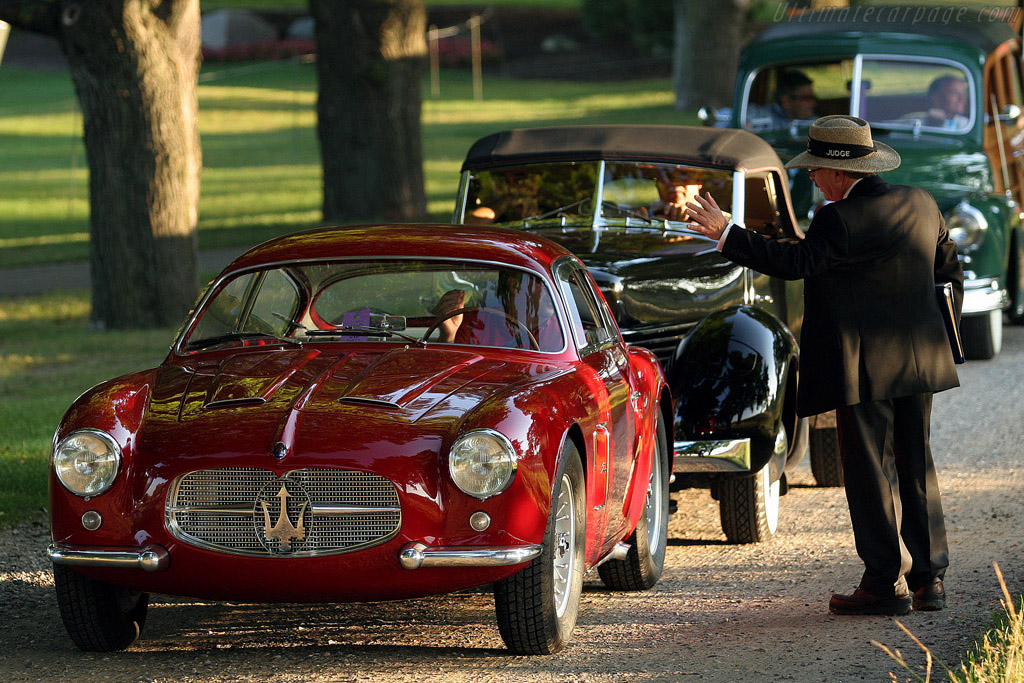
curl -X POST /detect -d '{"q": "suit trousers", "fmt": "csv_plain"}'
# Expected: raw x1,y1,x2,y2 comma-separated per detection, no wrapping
835,393,949,596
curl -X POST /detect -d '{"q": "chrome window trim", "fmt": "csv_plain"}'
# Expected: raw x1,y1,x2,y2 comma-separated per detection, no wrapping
854,53,977,132
739,53,977,133
174,255,570,358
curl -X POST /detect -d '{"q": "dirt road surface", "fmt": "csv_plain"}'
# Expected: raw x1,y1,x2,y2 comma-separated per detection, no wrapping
2,327,1021,682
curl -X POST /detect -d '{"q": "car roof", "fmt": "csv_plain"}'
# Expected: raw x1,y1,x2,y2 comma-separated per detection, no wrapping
226,224,575,274
748,6,1017,53
462,125,786,174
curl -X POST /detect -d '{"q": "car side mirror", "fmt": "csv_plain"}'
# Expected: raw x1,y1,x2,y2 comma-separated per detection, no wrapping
985,104,1022,125
698,106,732,128
1000,103,1022,124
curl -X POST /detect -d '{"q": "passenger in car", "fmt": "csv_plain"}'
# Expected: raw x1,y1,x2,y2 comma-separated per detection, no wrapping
924,75,969,128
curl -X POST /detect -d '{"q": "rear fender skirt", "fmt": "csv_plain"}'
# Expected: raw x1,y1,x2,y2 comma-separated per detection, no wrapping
669,305,797,473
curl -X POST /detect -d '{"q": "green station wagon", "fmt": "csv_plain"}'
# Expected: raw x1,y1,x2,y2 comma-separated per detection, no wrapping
722,9,1024,363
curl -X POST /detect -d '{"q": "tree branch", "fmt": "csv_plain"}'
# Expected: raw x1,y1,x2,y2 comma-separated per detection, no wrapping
0,0,61,37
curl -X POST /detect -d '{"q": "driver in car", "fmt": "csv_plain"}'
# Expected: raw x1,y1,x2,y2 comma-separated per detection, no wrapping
645,170,702,222
432,282,561,350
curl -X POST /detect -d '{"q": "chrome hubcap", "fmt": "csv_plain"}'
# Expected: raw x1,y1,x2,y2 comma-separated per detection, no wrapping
552,472,576,618
644,443,663,556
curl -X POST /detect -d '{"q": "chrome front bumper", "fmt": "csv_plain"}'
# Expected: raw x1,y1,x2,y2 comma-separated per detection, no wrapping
47,543,170,572
673,438,751,473
962,278,1008,315
398,543,542,570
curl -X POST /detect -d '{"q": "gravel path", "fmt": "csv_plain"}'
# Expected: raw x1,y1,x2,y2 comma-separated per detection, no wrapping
2,326,1021,682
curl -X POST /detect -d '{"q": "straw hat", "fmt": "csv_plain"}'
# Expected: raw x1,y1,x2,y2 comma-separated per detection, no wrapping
784,115,901,173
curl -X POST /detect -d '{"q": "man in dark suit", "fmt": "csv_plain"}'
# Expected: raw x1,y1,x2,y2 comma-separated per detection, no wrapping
686,115,964,616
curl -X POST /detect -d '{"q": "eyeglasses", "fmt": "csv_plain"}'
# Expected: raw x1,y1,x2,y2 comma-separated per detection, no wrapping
807,168,824,176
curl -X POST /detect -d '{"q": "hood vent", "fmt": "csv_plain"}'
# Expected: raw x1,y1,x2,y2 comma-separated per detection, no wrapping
337,397,401,410
204,397,267,409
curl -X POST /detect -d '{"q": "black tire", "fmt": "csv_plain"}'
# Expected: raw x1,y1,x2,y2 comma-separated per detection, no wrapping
1007,235,1024,325
961,310,1002,360
718,462,779,544
809,426,844,487
53,564,149,652
598,412,669,591
494,442,586,655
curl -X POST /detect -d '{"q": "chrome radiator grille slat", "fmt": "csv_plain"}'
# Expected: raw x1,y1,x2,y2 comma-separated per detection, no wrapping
166,467,401,557
621,323,694,368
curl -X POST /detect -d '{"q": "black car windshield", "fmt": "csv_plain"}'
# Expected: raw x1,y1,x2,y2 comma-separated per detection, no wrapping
464,161,733,227
181,260,565,353
744,58,973,133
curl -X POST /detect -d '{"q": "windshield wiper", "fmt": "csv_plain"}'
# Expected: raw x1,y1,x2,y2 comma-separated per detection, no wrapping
304,326,427,348
600,200,654,224
186,331,302,350
520,198,591,224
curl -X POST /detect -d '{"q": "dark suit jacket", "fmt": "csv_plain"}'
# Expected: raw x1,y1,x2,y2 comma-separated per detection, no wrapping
721,175,964,417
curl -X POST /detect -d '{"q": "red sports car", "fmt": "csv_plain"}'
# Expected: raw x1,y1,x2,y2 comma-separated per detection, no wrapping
47,225,672,655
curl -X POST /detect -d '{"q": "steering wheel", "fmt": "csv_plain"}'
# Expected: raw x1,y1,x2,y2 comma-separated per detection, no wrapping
422,306,540,350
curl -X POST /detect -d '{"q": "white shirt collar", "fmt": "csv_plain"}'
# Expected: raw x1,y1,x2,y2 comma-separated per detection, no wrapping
843,178,863,199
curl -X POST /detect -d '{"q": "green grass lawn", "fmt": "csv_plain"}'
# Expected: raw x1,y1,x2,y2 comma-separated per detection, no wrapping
0,63,681,267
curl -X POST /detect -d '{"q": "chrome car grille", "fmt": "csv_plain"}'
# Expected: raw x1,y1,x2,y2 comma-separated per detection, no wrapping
621,323,695,369
166,468,402,557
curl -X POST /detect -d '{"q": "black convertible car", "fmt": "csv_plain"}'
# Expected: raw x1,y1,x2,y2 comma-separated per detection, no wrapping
455,125,837,543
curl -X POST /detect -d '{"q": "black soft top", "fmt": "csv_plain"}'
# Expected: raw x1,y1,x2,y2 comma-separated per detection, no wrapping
749,5,1017,54
461,125,785,173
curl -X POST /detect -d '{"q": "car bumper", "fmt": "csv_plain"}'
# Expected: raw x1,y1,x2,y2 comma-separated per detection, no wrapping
47,543,171,572
673,438,750,472
45,538,538,602
962,278,1008,315
398,542,542,569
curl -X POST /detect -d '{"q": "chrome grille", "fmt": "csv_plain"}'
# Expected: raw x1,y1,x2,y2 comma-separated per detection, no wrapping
166,467,402,557
621,322,695,369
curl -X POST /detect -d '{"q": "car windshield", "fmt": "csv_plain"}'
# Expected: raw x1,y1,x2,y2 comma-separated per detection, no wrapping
463,161,733,227
181,260,565,353
743,58,973,133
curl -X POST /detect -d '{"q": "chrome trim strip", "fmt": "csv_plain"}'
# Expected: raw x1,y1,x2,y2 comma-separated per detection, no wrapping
165,504,402,516
47,543,170,572
673,438,751,472
962,279,1009,314
312,505,403,515
398,542,542,569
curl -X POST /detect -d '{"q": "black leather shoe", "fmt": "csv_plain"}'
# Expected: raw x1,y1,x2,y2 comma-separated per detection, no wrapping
912,578,946,611
829,588,912,616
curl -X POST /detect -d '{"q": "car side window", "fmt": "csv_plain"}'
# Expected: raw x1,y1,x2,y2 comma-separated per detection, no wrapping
557,265,612,350
246,270,301,336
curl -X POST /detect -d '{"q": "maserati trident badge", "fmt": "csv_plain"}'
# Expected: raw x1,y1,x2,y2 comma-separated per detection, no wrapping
255,477,311,554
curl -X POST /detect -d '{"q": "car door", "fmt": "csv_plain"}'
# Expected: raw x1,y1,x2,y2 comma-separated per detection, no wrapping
555,261,637,550
984,41,1024,205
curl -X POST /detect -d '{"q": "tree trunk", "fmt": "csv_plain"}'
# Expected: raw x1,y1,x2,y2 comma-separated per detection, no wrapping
310,0,427,223
673,0,749,110
0,0,201,329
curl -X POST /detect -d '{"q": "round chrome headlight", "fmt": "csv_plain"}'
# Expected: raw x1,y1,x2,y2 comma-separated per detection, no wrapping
946,202,988,252
53,430,121,497
448,429,518,499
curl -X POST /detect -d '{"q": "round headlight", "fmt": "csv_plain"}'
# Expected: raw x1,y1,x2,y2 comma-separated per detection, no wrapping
53,430,121,496
448,429,518,499
946,202,988,252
